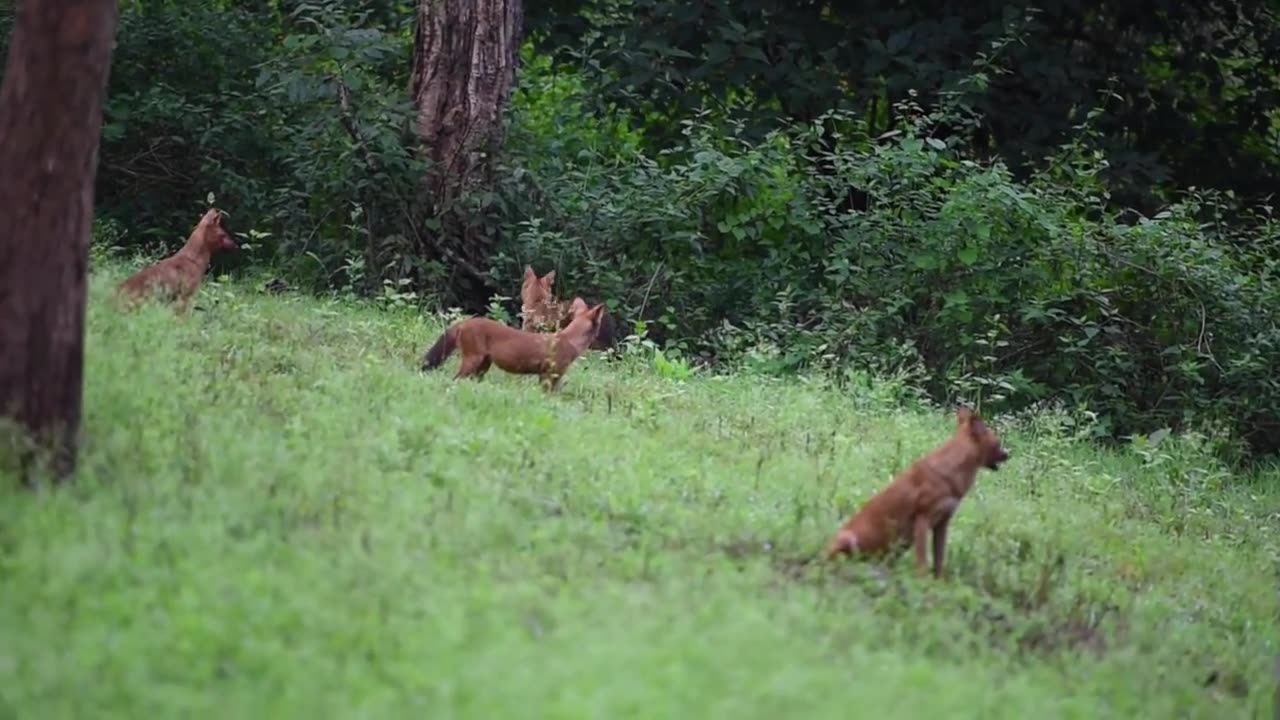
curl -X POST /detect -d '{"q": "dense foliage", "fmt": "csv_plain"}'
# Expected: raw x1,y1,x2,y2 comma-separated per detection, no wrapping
530,0,1280,209
3,0,1279,459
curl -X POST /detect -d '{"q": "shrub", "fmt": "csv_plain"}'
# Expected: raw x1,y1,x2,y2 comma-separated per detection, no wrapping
487,66,1280,458
38,1,1280,461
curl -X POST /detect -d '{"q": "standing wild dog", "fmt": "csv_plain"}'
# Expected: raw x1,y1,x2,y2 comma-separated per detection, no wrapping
421,297,607,391
519,265,619,351
116,208,238,313
827,406,1010,578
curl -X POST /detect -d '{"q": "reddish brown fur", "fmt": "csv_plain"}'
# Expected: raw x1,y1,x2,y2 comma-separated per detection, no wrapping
519,265,617,351
827,406,1010,578
520,266,569,333
115,208,238,313
422,297,606,391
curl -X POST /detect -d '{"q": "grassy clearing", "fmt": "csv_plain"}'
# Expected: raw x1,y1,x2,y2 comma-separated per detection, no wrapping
2,263,1278,719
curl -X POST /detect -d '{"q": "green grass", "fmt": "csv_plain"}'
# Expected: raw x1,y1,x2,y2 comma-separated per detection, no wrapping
2,262,1278,719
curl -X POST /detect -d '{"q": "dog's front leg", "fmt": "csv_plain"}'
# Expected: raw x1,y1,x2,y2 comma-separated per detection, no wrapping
543,367,566,392
912,515,931,576
931,514,952,579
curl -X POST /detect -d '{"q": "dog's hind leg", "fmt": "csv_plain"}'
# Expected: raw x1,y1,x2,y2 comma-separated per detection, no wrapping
826,529,857,560
455,355,486,380
473,356,492,380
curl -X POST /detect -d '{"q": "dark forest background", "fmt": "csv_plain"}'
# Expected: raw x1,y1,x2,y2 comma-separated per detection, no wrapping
3,0,1279,460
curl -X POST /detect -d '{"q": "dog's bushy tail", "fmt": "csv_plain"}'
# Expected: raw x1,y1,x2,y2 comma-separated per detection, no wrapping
420,325,458,371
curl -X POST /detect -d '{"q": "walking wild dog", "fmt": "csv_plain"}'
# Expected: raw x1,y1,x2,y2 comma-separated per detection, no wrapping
827,406,1010,578
116,208,238,313
421,297,607,391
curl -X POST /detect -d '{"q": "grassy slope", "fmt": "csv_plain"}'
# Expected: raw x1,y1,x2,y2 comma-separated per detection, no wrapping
1,264,1278,719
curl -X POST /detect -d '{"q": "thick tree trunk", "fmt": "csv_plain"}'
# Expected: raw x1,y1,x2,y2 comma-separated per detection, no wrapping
410,0,523,300
0,0,120,483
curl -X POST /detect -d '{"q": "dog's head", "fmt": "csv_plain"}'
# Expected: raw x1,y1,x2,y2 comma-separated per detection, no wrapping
521,265,556,307
521,266,562,330
563,296,606,338
956,406,1010,470
195,208,238,253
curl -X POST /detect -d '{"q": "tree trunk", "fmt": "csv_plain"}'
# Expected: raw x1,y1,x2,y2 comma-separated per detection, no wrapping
0,0,120,483
410,0,523,302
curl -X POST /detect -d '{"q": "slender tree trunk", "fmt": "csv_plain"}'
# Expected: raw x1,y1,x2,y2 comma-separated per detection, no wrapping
0,0,120,483
410,0,523,301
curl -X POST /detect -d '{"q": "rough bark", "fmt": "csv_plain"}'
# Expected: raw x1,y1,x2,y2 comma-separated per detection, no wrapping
410,0,523,299
0,0,120,483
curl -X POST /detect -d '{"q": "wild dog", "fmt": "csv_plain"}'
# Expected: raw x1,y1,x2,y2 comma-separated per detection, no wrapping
421,297,607,391
520,266,569,333
519,265,619,351
827,406,1010,578
115,208,238,313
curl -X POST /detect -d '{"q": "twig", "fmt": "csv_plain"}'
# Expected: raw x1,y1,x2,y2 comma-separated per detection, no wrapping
331,73,493,290
1195,301,1223,372
1095,245,1222,366
636,261,664,320
334,77,379,290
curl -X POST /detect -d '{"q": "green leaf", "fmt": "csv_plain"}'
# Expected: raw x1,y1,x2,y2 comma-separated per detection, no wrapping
737,46,770,64
886,29,914,55
911,253,938,269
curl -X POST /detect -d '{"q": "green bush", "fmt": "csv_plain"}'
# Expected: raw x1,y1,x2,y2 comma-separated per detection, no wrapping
488,68,1280,458
14,1,1275,460
89,1,425,295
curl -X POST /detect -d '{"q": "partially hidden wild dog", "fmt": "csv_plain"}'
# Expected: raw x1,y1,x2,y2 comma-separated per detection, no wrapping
421,297,607,391
519,265,618,351
826,406,1010,578
520,266,569,333
115,207,238,313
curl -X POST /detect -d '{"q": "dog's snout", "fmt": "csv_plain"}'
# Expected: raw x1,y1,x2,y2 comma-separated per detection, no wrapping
985,446,1010,471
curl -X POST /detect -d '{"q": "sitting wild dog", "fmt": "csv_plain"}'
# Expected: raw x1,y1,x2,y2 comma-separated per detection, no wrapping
519,265,619,350
116,208,238,313
421,297,607,391
520,266,570,333
827,406,1010,578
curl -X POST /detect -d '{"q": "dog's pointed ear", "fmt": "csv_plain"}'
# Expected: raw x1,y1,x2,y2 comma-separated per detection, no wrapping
957,406,975,426
523,266,536,282
543,270,556,286
970,416,990,437
570,296,588,314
